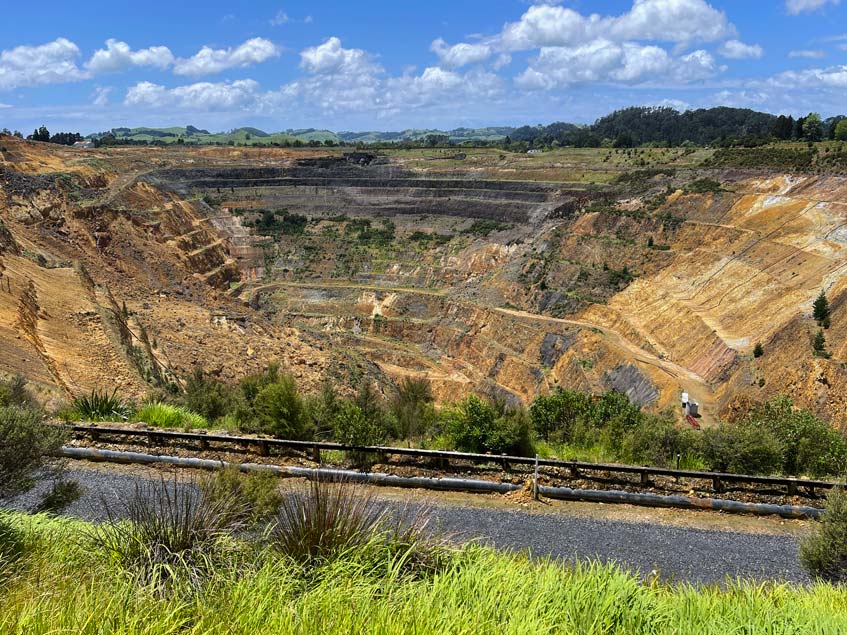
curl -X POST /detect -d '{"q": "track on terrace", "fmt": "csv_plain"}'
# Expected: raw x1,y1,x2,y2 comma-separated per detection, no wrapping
238,279,718,425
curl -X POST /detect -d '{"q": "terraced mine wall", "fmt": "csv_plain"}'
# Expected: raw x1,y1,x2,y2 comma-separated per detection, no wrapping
145,161,565,223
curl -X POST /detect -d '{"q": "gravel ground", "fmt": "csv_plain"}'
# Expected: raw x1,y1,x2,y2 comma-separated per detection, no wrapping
4,466,809,586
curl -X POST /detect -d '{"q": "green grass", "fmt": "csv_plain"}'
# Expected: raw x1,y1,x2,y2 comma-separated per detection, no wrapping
1,510,845,633
65,389,131,422
133,402,208,429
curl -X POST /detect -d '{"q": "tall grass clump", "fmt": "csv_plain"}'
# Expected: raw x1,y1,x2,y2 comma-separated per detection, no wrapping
135,402,208,429
270,477,447,577
271,477,387,565
70,388,131,422
88,475,246,586
801,487,847,583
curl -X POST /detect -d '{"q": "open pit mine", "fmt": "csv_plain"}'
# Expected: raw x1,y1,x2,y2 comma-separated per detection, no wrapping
1,136,845,429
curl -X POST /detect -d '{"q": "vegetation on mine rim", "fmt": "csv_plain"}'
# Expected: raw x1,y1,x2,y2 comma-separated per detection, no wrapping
49,363,847,479
1,496,847,634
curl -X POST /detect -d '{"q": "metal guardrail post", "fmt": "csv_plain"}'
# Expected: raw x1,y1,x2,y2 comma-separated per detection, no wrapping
533,454,539,501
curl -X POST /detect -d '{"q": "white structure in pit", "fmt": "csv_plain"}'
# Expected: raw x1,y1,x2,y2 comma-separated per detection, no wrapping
681,392,699,417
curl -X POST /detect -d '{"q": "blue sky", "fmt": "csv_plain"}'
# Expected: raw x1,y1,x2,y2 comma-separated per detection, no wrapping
1,0,846,134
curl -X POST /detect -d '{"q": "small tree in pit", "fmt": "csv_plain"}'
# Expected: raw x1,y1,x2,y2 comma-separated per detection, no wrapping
813,290,830,328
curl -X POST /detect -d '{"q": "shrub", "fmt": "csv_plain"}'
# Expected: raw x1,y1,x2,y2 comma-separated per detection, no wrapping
71,388,131,421
684,178,722,193
529,389,592,442
183,368,237,421
745,396,847,477
246,209,308,236
303,381,342,438
135,402,208,429
585,392,645,453
607,265,635,286
0,375,37,409
753,343,763,358
333,402,387,447
0,407,65,499
443,395,534,456
252,375,309,439
352,382,391,431
199,467,282,525
390,377,436,439
461,219,513,237
700,422,783,475
621,415,699,467
800,487,847,583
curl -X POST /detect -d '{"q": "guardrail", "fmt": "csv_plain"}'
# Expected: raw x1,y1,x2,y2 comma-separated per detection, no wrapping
58,447,824,520
67,424,840,499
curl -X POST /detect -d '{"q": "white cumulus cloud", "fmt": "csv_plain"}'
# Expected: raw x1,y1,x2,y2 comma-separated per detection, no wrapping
86,39,174,73
124,79,262,109
718,40,764,59
299,37,380,75
768,64,847,88
282,37,502,118
430,38,493,68
0,38,88,91
516,40,721,90
785,0,840,14
607,0,736,44
173,38,280,77
499,0,735,51
430,1,735,92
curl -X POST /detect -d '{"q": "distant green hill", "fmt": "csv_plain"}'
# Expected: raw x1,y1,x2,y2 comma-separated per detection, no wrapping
91,126,305,146
89,125,511,146
337,127,514,143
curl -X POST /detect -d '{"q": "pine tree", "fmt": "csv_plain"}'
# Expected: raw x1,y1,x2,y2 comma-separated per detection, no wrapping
813,330,828,357
813,290,830,326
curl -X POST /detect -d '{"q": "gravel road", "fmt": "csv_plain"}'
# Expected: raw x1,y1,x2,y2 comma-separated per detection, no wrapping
4,466,809,585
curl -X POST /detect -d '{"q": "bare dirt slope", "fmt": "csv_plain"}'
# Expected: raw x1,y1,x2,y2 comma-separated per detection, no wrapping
0,137,340,405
